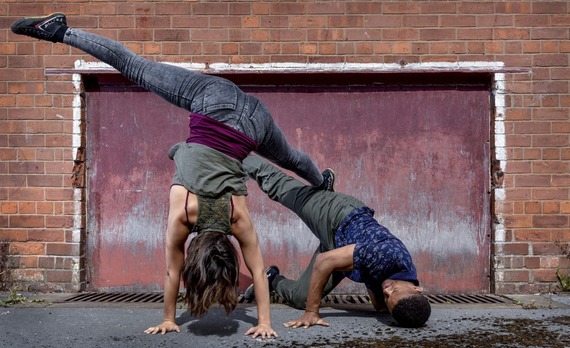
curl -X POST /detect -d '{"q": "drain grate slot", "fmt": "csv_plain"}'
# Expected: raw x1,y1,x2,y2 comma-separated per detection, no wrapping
64,292,512,305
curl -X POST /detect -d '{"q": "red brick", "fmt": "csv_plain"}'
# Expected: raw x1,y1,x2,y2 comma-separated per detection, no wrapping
506,134,532,147
513,229,551,242
252,3,270,15
12,269,44,282
0,175,26,187
155,3,191,15
513,121,550,134
531,28,568,40
513,202,524,214
1,202,17,214
384,2,420,14
382,28,419,41
419,29,456,41
543,149,561,160
46,243,80,256
501,242,530,255
46,270,73,282
540,256,560,268
534,108,569,120
525,257,541,269
346,2,383,14
28,229,65,243
561,202,570,213
18,256,38,268
502,270,530,282
420,2,456,14
533,188,569,200
505,41,523,54
552,14,570,27
507,162,533,174
495,28,530,40
116,3,154,15
534,269,557,282
534,54,569,67
552,122,570,134
0,229,27,242
551,230,570,242
230,3,250,16
543,202,560,214
562,148,570,160
19,202,35,214
533,81,568,94
27,175,64,188
45,216,74,229
515,14,550,27
503,214,532,227
507,108,532,120
271,2,305,15
38,256,55,269
10,215,44,228
524,202,542,214
9,187,44,201
533,215,568,228
10,242,45,255
510,256,524,268
534,242,566,255
533,161,569,174
514,175,551,187
8,108,44,121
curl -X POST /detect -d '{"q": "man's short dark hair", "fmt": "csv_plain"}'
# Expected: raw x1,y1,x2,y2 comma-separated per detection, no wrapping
391,294,431,328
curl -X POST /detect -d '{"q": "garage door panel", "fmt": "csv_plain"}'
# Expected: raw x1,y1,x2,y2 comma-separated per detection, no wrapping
86,79,490,294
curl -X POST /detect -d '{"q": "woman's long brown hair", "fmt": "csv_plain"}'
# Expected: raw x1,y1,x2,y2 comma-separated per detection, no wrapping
182,231,240,317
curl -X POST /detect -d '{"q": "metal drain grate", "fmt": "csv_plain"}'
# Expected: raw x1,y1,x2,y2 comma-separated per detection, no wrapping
63,292,512,305
64,292,165,304
426,294,510,305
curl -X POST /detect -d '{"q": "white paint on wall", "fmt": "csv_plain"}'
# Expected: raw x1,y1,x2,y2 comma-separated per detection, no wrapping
74,60,508,74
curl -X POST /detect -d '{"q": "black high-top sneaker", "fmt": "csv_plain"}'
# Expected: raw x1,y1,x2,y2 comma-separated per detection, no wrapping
11,13,67,42
242,265,280,301
319,168,335,192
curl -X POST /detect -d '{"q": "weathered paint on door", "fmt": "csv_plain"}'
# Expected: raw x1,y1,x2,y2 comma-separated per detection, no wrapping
86,75,490,294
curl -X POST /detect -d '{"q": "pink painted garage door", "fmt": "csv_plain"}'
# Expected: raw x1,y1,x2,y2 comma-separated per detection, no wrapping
85,73,490,294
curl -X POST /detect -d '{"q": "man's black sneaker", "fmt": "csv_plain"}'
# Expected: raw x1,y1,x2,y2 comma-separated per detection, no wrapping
320,168,335,192
242,265,280,301
11,13,67,42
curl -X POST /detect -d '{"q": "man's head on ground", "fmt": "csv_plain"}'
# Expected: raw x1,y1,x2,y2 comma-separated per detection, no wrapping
182,231,240,318
382,279,431,327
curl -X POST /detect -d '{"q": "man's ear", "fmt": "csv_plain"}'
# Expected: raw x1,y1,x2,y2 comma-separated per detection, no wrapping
414,286,424,293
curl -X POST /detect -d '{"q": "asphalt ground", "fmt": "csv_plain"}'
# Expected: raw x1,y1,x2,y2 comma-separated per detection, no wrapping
1,292,570,347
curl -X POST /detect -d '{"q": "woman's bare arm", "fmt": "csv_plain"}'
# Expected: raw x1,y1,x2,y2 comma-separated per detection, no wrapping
231,195,278,339
145,186,191,335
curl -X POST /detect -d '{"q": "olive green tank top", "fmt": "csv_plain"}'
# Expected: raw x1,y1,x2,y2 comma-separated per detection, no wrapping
193,192,232,235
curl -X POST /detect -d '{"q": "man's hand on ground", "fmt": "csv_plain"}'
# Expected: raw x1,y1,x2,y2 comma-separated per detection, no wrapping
283,311,330,329
144,320,180,335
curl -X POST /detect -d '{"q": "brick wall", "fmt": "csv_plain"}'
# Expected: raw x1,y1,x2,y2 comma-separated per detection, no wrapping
1,1,569,293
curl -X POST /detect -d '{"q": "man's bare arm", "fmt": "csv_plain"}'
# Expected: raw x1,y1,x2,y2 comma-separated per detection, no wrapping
284,244,356,328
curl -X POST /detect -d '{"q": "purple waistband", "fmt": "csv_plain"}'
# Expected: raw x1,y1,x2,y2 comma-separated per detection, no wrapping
187,113,258,162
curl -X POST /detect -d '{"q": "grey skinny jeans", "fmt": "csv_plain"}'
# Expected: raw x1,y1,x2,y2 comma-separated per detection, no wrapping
242,155,365,309
63,28,323,186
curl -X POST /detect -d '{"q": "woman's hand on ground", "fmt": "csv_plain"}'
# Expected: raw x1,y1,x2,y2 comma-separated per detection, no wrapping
144,320,180,335
245,323,278,339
